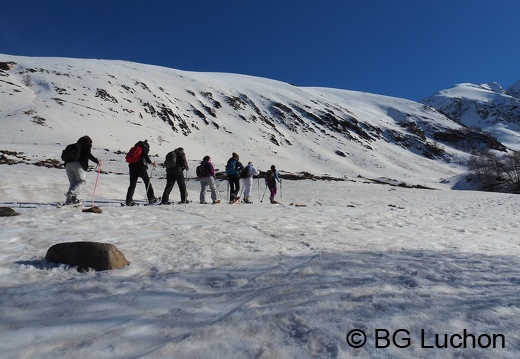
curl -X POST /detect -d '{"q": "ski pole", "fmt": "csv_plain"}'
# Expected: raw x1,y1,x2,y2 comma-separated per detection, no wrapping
214,175,222,201
238,184,244,200
226,181,229,201
260,185,268,203
258,177,260,200
90,163,101,207
145,166,156,200
280,180,283,205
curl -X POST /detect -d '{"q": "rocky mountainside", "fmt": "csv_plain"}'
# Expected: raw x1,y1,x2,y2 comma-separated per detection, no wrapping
421,81,520,151
0,54,517,187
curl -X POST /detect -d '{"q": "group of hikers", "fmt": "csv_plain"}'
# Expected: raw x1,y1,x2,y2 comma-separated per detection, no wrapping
62,136,282,206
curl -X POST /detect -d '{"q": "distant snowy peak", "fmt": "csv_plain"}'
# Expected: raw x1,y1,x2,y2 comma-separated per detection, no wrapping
421,81,520,150
507,79,520,99
427,82,507,102
484,82,506,94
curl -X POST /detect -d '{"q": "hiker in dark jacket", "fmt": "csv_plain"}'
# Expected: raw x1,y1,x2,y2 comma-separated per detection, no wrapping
161,147,189,204
266,165,282,204
65,135,101,205
225,152,244,203
125,140,159,206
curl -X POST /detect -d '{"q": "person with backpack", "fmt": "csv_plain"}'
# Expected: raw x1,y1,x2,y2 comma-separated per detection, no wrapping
266,165,282,204
198,155,220,204
225,152,244,204
63,135,101,205
240,161,259,204
125,139,159,206
161,147,189,204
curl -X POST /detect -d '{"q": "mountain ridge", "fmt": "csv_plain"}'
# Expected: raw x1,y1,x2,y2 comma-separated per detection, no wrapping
1,54,517,189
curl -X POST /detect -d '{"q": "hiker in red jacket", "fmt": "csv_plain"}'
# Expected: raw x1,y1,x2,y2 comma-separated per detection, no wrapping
125,140,159,206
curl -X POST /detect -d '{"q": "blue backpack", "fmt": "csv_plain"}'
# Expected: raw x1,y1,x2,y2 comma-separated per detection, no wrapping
226,158,238,176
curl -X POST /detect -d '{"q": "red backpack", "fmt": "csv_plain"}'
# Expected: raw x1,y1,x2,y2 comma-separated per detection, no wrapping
125,146,142,164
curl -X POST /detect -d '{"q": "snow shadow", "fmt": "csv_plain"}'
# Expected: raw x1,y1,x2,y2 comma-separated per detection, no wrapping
5,249,520,358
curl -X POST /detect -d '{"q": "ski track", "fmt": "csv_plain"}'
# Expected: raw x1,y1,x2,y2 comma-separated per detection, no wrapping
1,178,520,358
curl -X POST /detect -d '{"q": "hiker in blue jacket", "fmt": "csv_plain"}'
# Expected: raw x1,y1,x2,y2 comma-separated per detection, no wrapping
225,152,244,203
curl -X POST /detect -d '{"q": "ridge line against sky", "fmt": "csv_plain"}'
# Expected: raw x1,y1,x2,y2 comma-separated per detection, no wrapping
1,0,519,101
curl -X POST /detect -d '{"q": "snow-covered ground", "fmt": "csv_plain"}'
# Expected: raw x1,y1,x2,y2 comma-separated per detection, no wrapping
1,164,519,358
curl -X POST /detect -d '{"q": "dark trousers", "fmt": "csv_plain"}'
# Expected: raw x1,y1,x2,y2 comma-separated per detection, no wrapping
269,183,277,200
126,165,155,204
228,174,240,201
162,170,187,203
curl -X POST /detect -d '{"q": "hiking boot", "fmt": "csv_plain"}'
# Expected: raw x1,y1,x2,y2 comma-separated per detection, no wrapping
126,201,136,206
161,201,173,205
65,196,79,204
148,197,160,204
213,199,221,204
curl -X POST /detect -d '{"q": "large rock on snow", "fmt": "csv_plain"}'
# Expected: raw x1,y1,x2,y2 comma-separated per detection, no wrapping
45,241,129,271
0,207,19,216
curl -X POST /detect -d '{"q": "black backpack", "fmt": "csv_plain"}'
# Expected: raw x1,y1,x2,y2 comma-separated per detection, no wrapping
266,170,274,182
240,165,250,179
196,162,208,177
164,150,177,169
61,143,81,163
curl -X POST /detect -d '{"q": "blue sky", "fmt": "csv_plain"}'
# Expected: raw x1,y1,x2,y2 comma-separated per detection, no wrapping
1,0,519,100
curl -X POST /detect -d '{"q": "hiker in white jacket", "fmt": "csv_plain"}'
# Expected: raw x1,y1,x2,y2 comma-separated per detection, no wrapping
240,162,260,203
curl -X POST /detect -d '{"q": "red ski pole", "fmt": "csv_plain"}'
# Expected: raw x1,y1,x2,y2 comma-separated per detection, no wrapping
91,163,101,207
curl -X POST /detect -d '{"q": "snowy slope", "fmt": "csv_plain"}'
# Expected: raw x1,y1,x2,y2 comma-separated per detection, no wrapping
1,54,509,189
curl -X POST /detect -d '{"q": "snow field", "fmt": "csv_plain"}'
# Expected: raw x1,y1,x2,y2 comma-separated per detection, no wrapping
1,169,520,358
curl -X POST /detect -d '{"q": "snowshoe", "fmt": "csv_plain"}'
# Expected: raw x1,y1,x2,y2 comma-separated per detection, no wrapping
57,201,83,208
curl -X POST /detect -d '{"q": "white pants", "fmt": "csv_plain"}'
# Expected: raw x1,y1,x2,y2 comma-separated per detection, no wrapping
241,177,253,199
65,161,87,199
